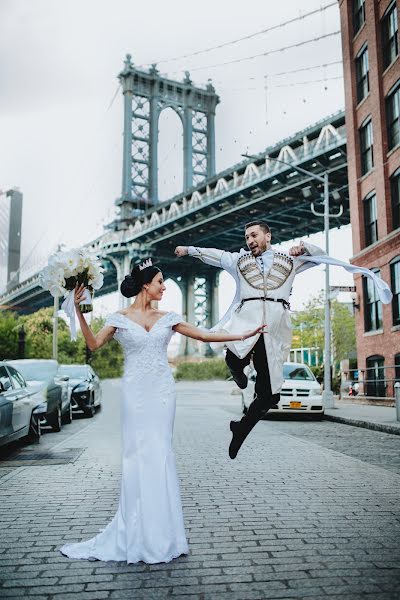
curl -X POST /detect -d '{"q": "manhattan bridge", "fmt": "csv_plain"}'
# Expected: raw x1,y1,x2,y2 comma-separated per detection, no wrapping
0,56,349,354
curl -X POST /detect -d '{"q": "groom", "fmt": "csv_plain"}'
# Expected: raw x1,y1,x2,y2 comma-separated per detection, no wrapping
174,221,325,459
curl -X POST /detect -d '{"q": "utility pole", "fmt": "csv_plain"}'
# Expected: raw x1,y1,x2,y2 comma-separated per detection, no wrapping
241,154,343,409
53,294,59,360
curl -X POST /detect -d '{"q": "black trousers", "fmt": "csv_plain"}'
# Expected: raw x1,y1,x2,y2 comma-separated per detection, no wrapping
225,335,280,428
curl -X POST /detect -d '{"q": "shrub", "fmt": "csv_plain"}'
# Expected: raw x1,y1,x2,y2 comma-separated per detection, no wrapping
174,358,230,381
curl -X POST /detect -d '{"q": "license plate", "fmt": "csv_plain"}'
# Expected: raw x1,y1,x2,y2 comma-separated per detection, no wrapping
290,401,302,409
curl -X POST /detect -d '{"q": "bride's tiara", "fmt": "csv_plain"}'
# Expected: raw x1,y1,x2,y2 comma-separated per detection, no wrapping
138,258,152,271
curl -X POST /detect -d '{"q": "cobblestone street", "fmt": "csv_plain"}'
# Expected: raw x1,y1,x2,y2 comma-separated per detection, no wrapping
1,380,400,599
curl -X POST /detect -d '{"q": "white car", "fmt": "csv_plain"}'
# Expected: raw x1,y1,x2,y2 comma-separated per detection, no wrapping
241,361,324,419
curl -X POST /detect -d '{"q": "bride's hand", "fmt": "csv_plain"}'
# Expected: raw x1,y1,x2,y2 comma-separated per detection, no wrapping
241,324,267,340
74,283,86,308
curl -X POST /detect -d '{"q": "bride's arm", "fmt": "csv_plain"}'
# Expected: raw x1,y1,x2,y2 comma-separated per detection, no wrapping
74,284,115,350
173,321,267,343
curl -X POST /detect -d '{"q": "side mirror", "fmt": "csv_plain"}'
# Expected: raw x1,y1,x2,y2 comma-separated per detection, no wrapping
0,380,11,393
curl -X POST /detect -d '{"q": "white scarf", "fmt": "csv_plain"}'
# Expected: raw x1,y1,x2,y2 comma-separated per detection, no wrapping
297,255,393,304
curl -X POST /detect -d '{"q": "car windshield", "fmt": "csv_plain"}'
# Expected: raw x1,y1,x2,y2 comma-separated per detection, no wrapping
283,364,315,381
58,366,88,379
10,361,58,382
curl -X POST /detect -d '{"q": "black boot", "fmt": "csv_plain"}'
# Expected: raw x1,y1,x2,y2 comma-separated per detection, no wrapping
231,370,248,390
228,395,271,459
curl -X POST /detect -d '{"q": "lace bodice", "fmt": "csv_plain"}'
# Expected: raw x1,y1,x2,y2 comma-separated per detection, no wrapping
105,311,183,378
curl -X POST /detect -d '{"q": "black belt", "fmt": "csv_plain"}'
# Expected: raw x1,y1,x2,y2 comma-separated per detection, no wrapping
236,297,291,312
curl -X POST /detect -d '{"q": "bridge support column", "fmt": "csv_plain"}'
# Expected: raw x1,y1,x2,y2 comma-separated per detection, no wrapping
107,253,133,309
204,270,219,356
178,273,198,356
178,270,220,357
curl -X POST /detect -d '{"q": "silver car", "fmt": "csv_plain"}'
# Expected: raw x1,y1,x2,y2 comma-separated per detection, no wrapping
0,362,46,446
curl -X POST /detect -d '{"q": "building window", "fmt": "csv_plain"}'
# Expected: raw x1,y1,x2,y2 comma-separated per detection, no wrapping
363,270,383,332
395,353,400,384
365,355,386,397
360,119,374,175
386,82,400,150
356,46,369,103
391,257,400,326
382,3,399,69
363,192,378,246
391,169,400,230
353,0,366,35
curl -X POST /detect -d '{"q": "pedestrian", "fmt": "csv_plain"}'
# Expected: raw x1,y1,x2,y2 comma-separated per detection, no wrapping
60,258,264,565
175,220,392,459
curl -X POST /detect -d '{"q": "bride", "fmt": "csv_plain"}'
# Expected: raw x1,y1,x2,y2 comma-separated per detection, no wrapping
60,258,265,564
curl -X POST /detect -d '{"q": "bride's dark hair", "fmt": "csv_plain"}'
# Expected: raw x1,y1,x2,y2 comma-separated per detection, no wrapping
120,259,161,298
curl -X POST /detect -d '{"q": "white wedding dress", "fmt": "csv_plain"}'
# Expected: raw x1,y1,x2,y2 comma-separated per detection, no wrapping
60,311,189,564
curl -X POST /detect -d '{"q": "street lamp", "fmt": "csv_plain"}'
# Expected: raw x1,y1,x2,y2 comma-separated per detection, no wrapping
241,153,343,409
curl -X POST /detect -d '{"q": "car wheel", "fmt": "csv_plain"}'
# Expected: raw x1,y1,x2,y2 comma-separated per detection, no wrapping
51,404,62,432
311,414,323,421
84,396,95,418
62,401,73,424
27,413,41,444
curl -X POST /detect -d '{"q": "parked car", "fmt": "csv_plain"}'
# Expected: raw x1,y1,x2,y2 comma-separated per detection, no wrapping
241,361,324,419
57,364,101,418
0,361,46,446
7,359,72,431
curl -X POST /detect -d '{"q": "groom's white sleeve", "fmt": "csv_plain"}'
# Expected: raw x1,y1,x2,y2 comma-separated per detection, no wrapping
187,246,239,277
293,241,326,274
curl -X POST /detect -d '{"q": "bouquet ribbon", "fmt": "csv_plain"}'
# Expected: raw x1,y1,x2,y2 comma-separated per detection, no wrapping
61,289,92,341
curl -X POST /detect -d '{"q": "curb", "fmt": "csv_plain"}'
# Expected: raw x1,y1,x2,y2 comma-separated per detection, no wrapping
324,413,400,436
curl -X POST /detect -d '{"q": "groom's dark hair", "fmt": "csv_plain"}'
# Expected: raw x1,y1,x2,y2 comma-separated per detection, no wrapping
244,221,271,234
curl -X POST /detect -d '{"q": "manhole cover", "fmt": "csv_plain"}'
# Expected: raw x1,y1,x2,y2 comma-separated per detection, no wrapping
0,447,86,466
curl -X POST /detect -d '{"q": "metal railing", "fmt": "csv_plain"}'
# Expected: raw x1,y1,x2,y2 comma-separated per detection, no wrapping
342,365,400,400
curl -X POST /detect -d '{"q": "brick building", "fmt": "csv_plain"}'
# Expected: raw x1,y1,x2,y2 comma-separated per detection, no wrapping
339,0,400,399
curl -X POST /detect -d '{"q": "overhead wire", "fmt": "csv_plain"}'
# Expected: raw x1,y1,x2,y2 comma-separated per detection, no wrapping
190,31,341,72
140,2,337,66
275,75,343,88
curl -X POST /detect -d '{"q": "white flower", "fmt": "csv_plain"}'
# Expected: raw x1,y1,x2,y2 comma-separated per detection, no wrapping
62,249,81,278
90,273,104,290
39,246,104,297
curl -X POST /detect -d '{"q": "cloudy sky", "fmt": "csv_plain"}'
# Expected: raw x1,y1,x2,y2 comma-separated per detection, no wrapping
0,0,354,316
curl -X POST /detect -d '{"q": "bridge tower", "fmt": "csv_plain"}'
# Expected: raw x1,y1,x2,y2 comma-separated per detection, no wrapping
115,54,219,225
110,56,220,354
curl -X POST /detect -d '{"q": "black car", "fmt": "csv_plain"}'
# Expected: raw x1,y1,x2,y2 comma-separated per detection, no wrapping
8,359,72,431
0,362,45,446
58,364,101,418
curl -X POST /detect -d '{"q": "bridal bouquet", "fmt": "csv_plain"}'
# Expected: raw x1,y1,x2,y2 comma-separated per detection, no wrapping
39,247,104,340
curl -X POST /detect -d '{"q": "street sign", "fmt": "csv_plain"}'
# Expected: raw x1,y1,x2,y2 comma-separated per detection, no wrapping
329,285,356,292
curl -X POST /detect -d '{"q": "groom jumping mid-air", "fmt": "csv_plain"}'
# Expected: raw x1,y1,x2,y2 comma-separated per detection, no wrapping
175,221,326,459
175,221,392,460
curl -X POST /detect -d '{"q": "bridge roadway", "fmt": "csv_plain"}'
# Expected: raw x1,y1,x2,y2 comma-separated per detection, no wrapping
1,111,348,314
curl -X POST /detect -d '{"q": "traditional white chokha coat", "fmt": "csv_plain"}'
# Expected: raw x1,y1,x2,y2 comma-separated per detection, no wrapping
187,242,325,395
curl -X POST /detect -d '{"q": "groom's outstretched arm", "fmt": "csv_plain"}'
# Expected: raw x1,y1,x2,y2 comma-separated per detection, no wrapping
174,245,239,276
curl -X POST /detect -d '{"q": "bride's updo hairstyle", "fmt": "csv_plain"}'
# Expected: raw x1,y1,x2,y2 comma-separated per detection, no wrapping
120,258,161,298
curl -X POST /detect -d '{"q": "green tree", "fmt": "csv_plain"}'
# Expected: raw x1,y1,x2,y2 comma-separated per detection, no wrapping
0,311,21,360
291,291,356,366
89,316,124,379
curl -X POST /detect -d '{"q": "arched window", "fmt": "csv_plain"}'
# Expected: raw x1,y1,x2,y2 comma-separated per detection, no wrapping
395,353,400,384
365,355,385,398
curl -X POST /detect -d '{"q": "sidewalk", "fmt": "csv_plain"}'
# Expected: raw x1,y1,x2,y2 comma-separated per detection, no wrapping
325,402,400,435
